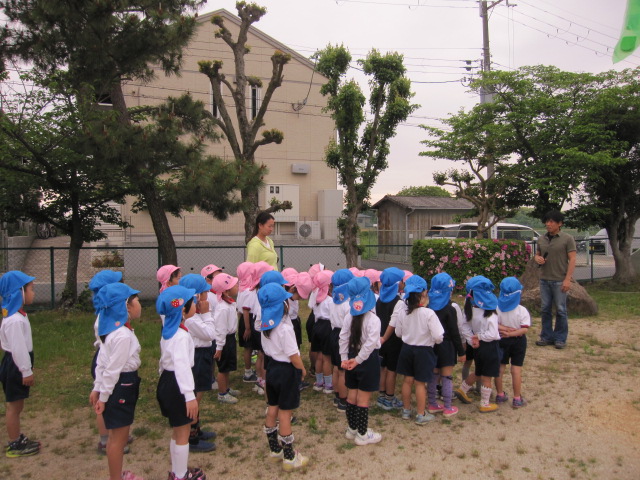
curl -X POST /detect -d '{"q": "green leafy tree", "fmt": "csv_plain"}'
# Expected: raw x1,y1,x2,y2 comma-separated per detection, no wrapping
316,44,417,266
198,2,292,243
396,185,450,197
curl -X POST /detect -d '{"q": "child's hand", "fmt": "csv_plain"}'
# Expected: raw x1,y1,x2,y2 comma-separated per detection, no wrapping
344,359,358,370
89,390,99,406
186,399,198,420
94,401,105,415
300,366,307,378
457,355,466,364
380,336,385,345
471,335,480,349
198,300,210,314
214,350,222,360
340,360,350,370
22,374,34,386
243,328,251,341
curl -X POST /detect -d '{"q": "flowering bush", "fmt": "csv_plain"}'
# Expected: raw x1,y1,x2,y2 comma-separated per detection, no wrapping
412,238,530,290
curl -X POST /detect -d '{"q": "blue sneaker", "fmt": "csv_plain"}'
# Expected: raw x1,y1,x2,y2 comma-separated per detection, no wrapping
390,396,404,409
415,412,435,425
376,396,393,411
401,408,412,420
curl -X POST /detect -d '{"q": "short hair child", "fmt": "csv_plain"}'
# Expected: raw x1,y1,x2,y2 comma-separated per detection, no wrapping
329,269,355,411
157,265,181,293
236,262,258,386
310,269,334,394
156,285,206,480
0,271,40,457
91,282,143,480
495,277,530,408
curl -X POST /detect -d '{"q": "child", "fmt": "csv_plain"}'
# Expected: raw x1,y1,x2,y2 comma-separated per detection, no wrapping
310,269,334,394
236,262,258,385
363,269,381,299
250,262,275,395
157,265,182,292
89,270,133,455
339,276,383,445
259,283,309,471
179,274,217,452
395,275,444,425
0,271,40,457
306,263,324,376
91,282,143,480
377,267,406,410
212,273,241,403
427,273,466,418
200,264,223,318
455,276,501,413
156,285,206,480
281,268,302,348
495,277,530,408
329,269,355,411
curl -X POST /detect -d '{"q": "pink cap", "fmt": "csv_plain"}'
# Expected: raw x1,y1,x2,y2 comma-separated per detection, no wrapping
308,263,324,279
281,268,299,287
200,264,222,278
294,272,314,300
313,269,334,303
349,267,365,277
156,265,180,292
403,270,413,282
236,262,254,292
251,261,274,289
211,273,238,301
364,269,381,284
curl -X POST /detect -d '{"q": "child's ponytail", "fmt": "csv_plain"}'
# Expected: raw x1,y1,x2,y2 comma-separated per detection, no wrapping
464,293,473,322
349,314,365,353
405,291,423,315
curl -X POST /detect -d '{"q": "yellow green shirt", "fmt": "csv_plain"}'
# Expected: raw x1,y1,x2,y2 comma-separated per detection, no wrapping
246,236,278,270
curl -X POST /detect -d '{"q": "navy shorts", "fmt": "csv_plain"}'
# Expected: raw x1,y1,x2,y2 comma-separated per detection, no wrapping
0,351,34,402
157,370,192,427
499,336,527,367
305,311,315,343
475,340,502,378
291,317,302,347
192,346,214,392
91,348,99,380
329,327,343,369
238,314,255,349
397,344,436,383
345,349,380,393
465,343,475,361
380,335,402,371
311,319,332,355
251,326,263,353
266,360,302,411
103,371,140,430
434,339,457,369
216,334,238,373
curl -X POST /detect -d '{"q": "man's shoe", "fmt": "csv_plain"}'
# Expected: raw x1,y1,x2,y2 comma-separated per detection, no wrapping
554,341,566,349
535,339,554,346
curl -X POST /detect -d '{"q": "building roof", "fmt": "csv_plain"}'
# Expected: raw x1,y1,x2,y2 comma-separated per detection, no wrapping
372,195,473,210
197,9,320,73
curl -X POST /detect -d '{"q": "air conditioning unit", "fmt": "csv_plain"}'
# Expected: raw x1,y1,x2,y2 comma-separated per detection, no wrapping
296,221,321,240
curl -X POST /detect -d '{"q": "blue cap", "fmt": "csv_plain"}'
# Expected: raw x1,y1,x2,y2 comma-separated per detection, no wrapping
96,283,140,336
332,283,350,305
465,275,497,310
258,283,293,331
379,267,405,303
498,277,523,312
179,273,210,294
90,270,124,314
402,275,427,299
260,271,287,288
157,285,196,340
0,271,35,318
348,277,376,316
332,269,354,304
428,273,455,311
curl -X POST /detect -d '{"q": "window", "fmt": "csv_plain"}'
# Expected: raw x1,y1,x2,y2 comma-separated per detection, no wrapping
250,86,261,120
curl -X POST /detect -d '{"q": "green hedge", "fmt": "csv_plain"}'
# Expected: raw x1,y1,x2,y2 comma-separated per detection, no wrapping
411,238,531,291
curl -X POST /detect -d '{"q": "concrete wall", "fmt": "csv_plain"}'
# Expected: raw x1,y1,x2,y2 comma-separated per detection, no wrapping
7,236,35,271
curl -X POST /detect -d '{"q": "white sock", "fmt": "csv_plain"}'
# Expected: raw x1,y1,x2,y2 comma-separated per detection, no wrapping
480,385,492,407
174,442,189,479
460,381,471,393
170,439,177,471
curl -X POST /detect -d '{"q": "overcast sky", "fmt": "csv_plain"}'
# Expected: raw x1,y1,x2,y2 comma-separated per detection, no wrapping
203,0,635,202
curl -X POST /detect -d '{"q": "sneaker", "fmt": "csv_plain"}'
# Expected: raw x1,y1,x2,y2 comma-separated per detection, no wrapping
401,408,412,420
121,470,145,480
512,397,526,408
478,403,498,413
336,399,347,412
312,382,324,392
355,429,382,446
196,428,216,441
333,396,339,406
211,380,218,390
268,449,284,462
282,451,309,471
255,385,265,395
243,372,258,383
495,393,508,404
443,406,459,418
535,338,554,346
554,341,566,349
415,413,435,425
427,403,444,414
256,378,266,389
345,427,357,440
323,386,334,394
299,381,310,391
167,467,206,480
376,396,393,411
6,434,40,458
217,393,238,404
390,396,404,409
188,439,216,453
97,441,130,455
454,387,473,404
226,387,240,396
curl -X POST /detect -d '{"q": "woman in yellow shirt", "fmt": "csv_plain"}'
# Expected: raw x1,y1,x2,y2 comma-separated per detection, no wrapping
246,212,279,270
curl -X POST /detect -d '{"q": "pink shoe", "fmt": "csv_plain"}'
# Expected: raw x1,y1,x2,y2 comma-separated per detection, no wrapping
427,403,444,414
443,406,459,418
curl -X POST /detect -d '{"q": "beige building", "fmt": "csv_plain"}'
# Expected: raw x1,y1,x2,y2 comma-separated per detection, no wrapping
118,9,340,242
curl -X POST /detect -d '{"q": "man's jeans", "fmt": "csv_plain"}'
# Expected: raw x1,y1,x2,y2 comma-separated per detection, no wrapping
539,279,568,344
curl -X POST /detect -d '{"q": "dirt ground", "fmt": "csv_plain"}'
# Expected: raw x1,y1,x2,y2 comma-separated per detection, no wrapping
4,313,640,480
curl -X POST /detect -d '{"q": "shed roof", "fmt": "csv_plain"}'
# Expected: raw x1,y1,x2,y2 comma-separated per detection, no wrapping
372,195,473,210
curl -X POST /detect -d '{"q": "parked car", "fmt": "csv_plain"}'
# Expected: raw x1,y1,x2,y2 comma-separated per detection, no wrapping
425,222,540,243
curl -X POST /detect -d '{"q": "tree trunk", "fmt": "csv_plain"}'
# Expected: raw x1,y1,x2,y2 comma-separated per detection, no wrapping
242,187,259,245
61,216,84,307
141,184,177,266
608,224,637,284
342,203,361,268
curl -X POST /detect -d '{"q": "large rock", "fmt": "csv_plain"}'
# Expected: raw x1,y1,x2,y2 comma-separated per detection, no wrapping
519,258,598,316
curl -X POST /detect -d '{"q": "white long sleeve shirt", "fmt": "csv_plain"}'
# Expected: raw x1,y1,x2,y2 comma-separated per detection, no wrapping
261,319,300,363
288,299,299,320
470,307,501,343
213,300,237,350
185,311,216,348
339,311,381,364
312,293,332,320
94,326,141,403
394,306,444,347
453,302,474,345
93,316,101,349
159,328,195,402
330,300,351,330
0,311,33,377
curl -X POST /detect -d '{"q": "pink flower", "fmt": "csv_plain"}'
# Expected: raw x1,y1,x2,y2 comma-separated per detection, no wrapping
475,244,481,248
440,256,449,262
427,248,433,253
501,244,508,251
490,264,496,269
452,255,460,262
419,260,424,266
430,254,435,259
485,267,490,271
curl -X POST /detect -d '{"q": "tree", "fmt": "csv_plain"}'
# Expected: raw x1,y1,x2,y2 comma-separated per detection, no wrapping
396,185,450,197
198,2,292,243
315,45,417,267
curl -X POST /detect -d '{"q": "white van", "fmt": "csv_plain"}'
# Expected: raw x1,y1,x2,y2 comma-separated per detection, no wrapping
425,222,540,243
